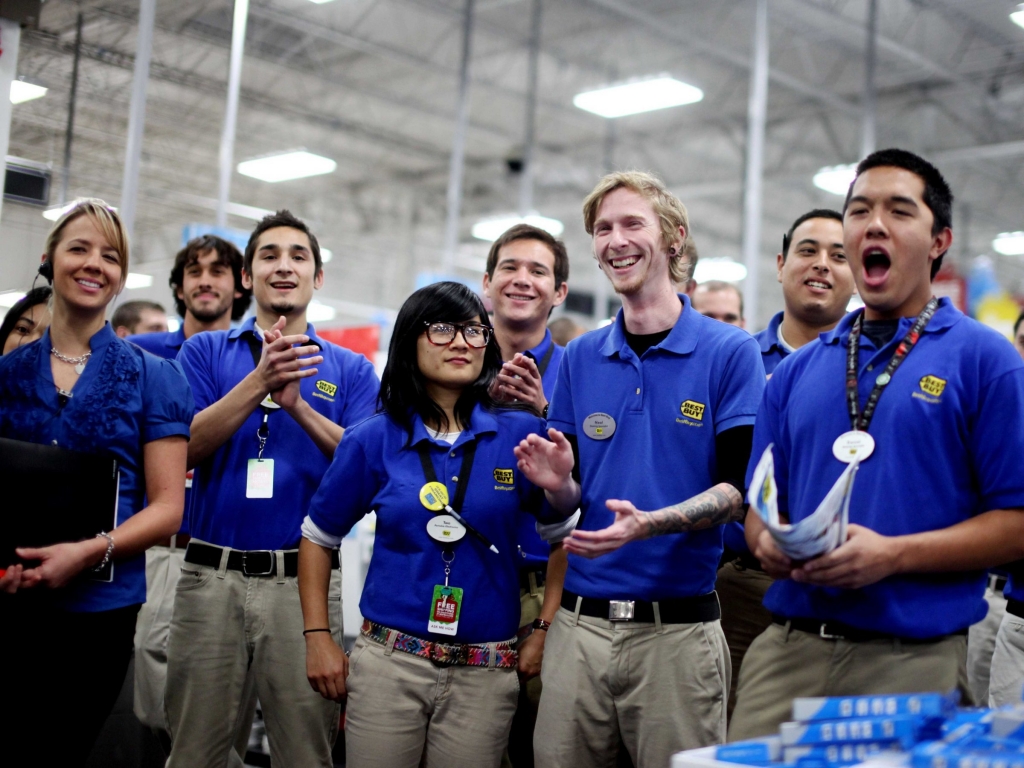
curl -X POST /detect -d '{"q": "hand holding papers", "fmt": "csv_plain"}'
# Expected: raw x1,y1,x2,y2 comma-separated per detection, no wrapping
748,444,859,561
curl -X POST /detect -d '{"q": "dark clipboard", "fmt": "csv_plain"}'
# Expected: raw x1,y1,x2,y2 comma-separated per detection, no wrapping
0,437,120,582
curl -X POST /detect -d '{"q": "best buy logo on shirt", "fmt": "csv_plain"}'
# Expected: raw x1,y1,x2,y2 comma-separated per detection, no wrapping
493,468,514,485
315,380,338,397
680,400,705,421
918,375,946,398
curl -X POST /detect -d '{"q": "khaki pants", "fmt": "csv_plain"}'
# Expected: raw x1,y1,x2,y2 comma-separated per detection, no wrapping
165,543,342,768
967,585,1007,706
729,622,970,742
134,546,260,765
534,604,729,768
988,610,1024,707
345,634,520,768
716,560,773,720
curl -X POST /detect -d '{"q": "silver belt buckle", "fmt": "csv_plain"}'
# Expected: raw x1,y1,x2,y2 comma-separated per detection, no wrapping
608,600,635,621
242,550,275,577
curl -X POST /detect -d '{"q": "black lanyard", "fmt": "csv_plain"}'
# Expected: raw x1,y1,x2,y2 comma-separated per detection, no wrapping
416,440,477,517
531,341,556,378
845,297,938,432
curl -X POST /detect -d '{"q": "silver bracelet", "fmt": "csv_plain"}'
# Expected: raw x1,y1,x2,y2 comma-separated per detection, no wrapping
93,532,115,572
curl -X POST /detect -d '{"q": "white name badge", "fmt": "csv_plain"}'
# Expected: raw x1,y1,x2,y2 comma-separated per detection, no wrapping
832,431,875,463
426,515,467,543
246,458,275,498
583,412,616,440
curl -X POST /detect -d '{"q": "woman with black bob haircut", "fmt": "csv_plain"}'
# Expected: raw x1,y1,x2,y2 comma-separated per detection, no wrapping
298,281,567,768
0,285,51,355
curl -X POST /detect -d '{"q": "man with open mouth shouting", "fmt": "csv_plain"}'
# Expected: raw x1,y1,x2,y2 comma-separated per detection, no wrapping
727,149,1024,740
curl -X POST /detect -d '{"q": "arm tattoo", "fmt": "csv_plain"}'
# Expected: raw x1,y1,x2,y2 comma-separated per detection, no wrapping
641,483,744,538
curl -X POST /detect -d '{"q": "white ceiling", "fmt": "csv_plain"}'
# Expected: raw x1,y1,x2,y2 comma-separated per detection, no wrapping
4,0,1024,328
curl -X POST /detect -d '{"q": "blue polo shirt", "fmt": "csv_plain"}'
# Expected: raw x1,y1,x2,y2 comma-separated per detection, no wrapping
177,318,378,550
307,406,559,643
128,327,186,361
0,324,193,612
548,295,765,600
723,310,790,556
749,298,1024,638
755,311,789,377
515,328,566,570
129,327,192,535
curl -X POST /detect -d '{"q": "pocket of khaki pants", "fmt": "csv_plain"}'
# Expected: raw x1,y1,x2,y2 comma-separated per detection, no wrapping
176,566,213,591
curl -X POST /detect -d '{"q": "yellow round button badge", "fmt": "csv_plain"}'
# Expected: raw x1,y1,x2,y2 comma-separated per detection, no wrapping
419,482,450,511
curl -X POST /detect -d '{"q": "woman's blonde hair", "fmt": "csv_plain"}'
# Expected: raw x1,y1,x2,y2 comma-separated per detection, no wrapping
582,170,691,284
44,198,130,292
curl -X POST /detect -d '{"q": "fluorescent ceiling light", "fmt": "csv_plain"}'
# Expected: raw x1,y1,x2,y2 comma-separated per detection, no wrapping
0,290,26,308
167,317,181,333
573,76,703,119
1012,4,1024,29
237,150,336,183
309,0,337,3
847,294,865,312
124,273,154,289
306,300,336,323
813,164,857,196
320,248,333,264
993,231,1024,256
471,213,564,242
10,80,47,104
693,258,747,283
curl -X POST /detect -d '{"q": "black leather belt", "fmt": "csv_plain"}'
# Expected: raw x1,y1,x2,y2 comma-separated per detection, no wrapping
989,574,1008,593
1006,598,1024,619
561,589,720,624
184,542,339,577
519,568,547,591
774,615,966,644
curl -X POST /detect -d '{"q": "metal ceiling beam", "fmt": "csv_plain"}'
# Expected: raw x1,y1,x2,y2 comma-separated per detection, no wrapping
578,0,860,117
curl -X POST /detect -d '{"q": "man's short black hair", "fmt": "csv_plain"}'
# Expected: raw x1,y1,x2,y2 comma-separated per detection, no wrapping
111,300,165,333
781,209,843,261
243,210,322,277
844,148,953,280
1014,311,1024,339
170,234,252,321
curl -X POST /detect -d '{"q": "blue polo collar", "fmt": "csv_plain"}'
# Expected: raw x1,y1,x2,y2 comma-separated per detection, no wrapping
599,294,698,358
759,311,786,355
821,296,962,347
524,329,553,364
409,404,500,450
167,325,187,350
227,316,323,347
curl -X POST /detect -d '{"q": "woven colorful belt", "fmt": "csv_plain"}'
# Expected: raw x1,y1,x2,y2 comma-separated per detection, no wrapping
361,619,518,669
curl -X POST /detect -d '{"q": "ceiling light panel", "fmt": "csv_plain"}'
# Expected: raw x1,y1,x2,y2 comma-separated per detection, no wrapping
693,258,747,283
813,164,857,196
574,76,703,119
237,151,337,183
993,232,1024,256
10,80,47,104
471,214,564,242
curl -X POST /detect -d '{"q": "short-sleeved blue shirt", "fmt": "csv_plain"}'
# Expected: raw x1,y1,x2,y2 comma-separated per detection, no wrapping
128,327,186,361
755,311,789,377
177,318,379,550
0,324,193,612
515,328,565,570
307,406,559,643
548,295,765,600
749,298,1024,638
129,326,192,534
723,310,791,556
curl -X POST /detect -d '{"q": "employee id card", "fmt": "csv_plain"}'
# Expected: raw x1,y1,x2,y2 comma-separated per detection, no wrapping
246,459,274,498
428,584,463,636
